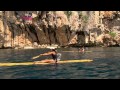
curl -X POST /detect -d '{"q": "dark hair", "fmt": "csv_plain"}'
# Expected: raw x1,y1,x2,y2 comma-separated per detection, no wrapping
51,49,57,52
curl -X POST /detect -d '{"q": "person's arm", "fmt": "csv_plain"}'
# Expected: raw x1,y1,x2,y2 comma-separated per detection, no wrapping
32,51,53,60
40,51,53,56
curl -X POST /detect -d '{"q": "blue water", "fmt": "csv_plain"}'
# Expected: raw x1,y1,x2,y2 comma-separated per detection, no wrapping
0,47,120,79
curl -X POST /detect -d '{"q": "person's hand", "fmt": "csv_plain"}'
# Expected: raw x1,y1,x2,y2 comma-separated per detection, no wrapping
32,54,42,60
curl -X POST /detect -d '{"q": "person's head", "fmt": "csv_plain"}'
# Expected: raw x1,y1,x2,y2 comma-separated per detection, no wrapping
51,48,57,51
47,46,57,52
50,48,57,52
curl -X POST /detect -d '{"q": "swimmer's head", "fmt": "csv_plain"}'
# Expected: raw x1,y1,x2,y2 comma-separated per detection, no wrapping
51,48,57,52
47,46,57,51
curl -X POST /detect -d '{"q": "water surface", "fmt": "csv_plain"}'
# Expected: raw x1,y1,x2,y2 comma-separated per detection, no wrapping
0,47,120,79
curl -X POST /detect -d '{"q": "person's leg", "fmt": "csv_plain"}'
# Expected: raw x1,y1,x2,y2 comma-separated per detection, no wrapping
34,61,42,64
34,59,55,64
55,59,57,63
41,59,54,63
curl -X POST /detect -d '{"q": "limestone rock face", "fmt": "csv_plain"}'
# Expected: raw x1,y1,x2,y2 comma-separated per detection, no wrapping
0,11,120,48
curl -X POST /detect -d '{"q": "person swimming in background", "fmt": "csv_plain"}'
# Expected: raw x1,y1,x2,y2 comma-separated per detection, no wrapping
79,46,85,52
34,48,62,64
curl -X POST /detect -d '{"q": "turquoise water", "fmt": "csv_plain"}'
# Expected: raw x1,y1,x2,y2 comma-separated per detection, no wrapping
0,47,120,79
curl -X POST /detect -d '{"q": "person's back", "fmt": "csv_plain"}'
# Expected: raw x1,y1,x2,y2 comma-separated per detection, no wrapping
51,49,62,62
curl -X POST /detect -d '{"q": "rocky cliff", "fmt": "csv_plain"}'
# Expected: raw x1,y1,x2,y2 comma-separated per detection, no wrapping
0,11,120,49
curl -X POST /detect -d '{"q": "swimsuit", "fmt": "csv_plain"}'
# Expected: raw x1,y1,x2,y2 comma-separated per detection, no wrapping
52,52,61,61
